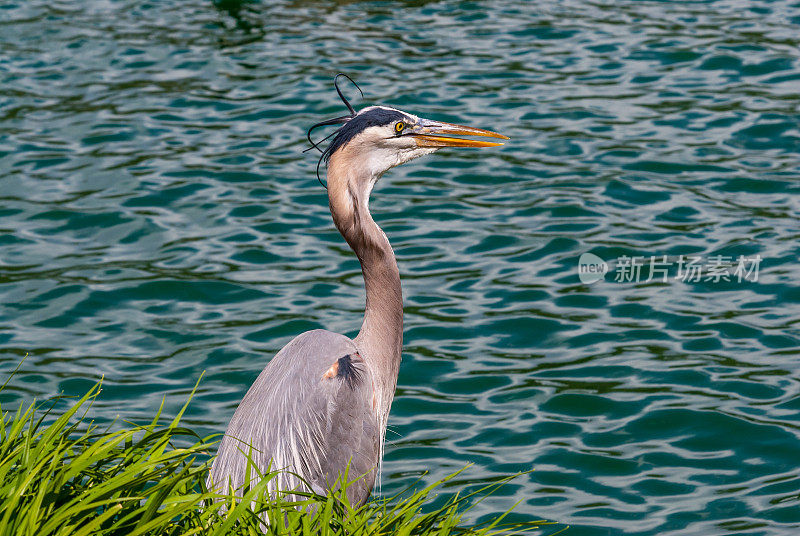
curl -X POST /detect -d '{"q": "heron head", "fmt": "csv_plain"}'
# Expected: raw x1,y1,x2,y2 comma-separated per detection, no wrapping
319,105,508,178
307,75,508,187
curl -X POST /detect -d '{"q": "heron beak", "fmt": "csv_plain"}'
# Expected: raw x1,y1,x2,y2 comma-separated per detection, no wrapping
408,119,509,148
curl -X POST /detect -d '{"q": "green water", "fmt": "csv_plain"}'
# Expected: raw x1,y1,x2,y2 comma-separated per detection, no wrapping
2,1,800,534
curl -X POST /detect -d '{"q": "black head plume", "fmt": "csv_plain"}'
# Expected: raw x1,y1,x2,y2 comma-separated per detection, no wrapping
305,74,364,189
305,115,351,154
334,73,362,116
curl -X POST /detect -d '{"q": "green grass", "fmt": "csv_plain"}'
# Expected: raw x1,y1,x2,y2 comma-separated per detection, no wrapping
0,369,557,536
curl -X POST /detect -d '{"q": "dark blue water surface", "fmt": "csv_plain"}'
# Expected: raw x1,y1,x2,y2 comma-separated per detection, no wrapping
2,1,800,534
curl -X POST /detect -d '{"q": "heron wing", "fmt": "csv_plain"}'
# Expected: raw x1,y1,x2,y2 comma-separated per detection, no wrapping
209,329,379,505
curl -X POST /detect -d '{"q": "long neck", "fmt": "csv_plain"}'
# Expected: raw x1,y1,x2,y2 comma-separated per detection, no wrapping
327,152,403,429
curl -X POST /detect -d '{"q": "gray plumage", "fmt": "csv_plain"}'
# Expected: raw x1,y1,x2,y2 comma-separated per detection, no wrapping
209,330,378,504
208,97,506,507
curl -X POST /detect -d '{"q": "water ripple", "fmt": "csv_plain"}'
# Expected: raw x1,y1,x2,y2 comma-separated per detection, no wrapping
2,1,800,534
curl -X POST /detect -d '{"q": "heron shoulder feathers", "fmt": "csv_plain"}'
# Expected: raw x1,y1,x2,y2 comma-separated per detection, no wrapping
210,329,379,503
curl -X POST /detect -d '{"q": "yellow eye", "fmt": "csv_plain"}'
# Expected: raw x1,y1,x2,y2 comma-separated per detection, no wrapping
394,121,405,134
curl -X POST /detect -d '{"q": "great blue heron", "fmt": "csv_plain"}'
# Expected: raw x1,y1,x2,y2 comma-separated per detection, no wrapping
209,75,507,506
